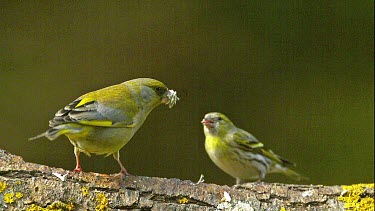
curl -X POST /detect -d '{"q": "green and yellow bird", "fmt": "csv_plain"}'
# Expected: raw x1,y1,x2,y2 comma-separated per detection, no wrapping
201,112,304,184
30,78,179,175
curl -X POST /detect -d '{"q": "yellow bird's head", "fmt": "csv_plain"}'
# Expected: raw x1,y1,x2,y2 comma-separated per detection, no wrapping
201,112,235,136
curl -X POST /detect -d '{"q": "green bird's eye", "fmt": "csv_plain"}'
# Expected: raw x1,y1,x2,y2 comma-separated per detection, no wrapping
155,86,166,95
217,117,223,121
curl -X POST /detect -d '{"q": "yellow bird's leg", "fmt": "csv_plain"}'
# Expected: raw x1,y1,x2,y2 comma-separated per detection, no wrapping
236,178,242,185
256,171,266,183
73,147,83,173
113,151,129,176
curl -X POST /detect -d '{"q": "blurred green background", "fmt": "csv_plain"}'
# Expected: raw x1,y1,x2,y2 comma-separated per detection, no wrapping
1,1,373,186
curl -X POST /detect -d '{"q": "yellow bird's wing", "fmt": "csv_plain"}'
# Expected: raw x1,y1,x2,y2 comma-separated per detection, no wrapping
232,128,264,150
232,128,295,167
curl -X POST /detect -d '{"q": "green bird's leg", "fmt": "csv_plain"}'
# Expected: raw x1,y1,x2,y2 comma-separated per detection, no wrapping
73,147,83,173
113,151,129,176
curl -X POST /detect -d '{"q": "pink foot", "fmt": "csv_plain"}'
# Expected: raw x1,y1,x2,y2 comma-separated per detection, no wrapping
73,165,82,173
120,168,130,176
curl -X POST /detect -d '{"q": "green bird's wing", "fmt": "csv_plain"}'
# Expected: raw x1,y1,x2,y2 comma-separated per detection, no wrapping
49,97,136,128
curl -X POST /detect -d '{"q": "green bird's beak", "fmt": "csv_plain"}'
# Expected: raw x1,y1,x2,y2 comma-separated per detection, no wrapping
163,89,179,108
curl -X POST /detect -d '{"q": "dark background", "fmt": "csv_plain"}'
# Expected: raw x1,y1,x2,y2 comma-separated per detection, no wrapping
1,1,373,186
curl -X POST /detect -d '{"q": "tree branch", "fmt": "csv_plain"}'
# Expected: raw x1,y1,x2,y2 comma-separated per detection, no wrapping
0,149,373,210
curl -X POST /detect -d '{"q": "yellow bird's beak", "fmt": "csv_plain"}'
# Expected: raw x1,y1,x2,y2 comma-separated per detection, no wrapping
201,118,215,128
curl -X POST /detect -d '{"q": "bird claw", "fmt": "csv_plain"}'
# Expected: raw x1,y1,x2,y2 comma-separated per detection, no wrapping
73,167,82,173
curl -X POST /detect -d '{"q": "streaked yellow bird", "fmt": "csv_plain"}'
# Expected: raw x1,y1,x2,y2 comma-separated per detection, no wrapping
30,78,179,176
202,112,305,184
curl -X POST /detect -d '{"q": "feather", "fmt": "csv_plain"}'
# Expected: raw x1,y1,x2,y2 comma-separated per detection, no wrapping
232,129,264,150
49,97,135,128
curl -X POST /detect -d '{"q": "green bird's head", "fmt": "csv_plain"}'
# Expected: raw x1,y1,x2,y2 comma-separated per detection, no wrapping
201,112,235,136
124,78,179,109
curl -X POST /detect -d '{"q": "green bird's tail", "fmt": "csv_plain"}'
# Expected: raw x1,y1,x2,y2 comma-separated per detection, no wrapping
29,124,82,141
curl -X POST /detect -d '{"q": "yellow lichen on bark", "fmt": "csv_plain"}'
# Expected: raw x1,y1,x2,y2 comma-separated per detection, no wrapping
338,183,374,211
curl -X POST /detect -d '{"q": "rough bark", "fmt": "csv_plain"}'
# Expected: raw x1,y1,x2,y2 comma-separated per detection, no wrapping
0,149,373,210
